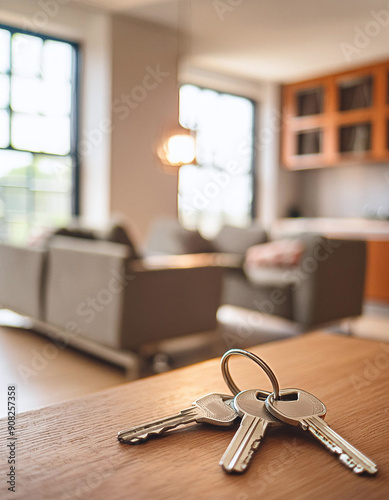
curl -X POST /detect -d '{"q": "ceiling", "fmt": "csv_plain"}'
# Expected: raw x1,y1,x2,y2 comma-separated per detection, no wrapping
73,0,389,82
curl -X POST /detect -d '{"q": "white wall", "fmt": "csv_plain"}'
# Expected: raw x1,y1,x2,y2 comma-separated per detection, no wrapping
297,163,389,219
109,14,179,244
0,0,112,226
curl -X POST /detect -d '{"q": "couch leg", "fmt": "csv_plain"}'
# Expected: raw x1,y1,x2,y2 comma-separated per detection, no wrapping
124,353,141,380
341,317,355,336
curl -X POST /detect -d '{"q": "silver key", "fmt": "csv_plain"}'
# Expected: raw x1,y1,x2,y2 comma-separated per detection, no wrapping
219,389,282,473
117,393,238,443
266,388,378,475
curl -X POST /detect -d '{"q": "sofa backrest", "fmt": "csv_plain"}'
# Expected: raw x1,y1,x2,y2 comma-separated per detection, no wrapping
146,218,214,255
45,236,131,349
146,219,269,256
48,220,141,260
211,224,268,255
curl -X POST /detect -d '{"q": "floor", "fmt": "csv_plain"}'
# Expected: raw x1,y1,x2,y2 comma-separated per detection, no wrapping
0,324,128,417
0,303,388,418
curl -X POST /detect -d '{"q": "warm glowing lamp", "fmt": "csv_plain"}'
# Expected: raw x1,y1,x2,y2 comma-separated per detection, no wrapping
157,125,196,172
156,0,196,173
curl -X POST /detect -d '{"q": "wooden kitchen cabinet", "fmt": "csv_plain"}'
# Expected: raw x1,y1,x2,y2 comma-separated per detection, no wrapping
282,60,389,169
365,240,389,303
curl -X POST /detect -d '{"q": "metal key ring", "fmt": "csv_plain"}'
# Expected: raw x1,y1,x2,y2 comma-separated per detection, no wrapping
221,349,280,399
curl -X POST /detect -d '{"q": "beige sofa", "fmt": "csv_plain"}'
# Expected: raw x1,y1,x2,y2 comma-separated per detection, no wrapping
146,220,367,331
0,233,224,378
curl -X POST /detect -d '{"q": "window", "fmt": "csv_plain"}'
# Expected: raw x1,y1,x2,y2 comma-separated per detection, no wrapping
0,24,79,244
178,84,255,236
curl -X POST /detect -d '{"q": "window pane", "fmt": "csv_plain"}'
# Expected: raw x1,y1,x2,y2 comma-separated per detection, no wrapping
187,90,253,173
42,40,73,81
179,84,201,130
0,159,29,187
41,116,71,154
0,149,33,177
0,29,10,73
12,33,42,77
0,74,9,108
11,113,43,151
11,113,71,154
178,164,209,215
220,176,253,221
3,186,28,213
11,76,41,114
4,222,30,244
33,155,72,191
33,191,70,226
0,109,10,147
41,79,72,116
214,94,253,173
178,85,255,234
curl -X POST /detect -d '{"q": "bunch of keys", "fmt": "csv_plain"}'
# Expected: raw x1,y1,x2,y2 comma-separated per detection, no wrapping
117,349,378,476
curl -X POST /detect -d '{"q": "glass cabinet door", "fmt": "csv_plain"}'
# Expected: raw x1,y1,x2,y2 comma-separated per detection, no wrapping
296,87,324,116
339,123,371,153
338,76,373,111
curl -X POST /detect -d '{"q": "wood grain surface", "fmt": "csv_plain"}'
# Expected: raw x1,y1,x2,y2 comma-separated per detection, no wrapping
1,332,389,500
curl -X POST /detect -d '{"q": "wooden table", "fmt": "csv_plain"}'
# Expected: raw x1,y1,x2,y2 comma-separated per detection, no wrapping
1,332,389,499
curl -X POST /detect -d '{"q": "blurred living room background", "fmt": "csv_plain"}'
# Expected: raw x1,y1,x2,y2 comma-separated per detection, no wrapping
1,0,389,415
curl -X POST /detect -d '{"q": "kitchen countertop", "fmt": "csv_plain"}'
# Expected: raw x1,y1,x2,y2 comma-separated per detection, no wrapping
273,217,389,240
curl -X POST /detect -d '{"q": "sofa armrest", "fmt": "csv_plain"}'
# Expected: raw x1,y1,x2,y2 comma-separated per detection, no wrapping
121,265,224,350
0,243,46,319
284,235,366,327
133,252,243,271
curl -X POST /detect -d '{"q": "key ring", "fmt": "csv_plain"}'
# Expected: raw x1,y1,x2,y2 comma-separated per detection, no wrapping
221,349,280,400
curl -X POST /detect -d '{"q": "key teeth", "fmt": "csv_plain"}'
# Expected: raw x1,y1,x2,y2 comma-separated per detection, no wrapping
238,438,262,473
118,435,147,444
353,465,365,475
310,426,344,456
118,430,161,444
220,437,262,474
118,421,186,444
309,424,377,475
339,453,368,474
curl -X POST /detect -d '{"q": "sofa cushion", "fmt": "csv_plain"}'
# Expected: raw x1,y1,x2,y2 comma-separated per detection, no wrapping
244,265,298,287
212,224,268,255
245,239,304,268
221,268,294,321
146,218,213,255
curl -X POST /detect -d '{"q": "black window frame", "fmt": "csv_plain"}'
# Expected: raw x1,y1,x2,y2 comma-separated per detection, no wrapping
0,22,81,218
